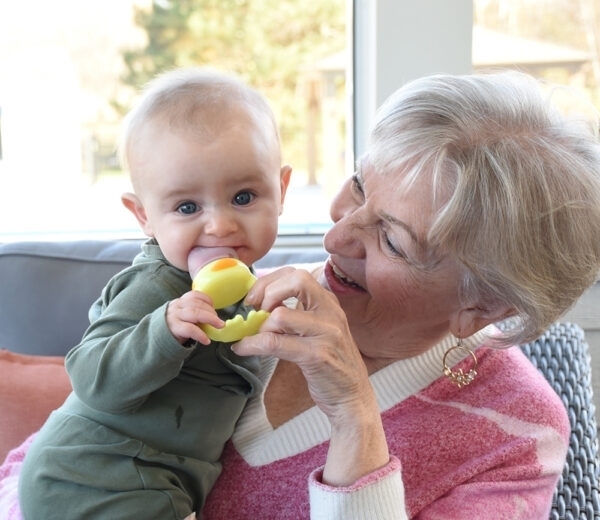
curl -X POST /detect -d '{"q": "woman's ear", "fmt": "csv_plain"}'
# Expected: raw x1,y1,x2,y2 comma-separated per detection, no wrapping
449,302,516,339
121,192,153,237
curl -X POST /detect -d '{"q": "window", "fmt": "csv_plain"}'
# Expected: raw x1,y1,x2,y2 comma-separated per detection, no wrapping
0,0,347,241
472,0,599,114
1,0,597,242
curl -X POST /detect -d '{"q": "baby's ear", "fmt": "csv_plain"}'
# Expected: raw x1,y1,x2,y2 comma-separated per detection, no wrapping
278,165,292,214
121,192,153,237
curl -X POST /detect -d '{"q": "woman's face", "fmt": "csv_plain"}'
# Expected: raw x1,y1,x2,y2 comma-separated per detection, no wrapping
321,160,465,362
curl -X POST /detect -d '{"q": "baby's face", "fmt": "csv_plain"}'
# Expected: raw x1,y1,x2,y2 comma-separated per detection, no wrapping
127,113,290,272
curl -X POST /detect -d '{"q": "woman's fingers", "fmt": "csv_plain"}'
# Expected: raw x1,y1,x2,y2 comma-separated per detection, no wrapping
247,266,338,313
235,270,371,417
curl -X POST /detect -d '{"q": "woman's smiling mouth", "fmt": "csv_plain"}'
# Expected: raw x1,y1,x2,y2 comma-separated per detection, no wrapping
328,258,364,290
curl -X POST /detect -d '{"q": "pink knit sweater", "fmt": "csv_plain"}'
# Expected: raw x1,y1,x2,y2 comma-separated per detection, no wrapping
203,332,569,519
0,331,569,519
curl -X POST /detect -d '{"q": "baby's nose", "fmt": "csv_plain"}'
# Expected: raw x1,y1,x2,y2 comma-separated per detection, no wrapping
204,210,238,236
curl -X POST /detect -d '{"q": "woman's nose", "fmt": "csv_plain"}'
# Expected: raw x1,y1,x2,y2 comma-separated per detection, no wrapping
324,212,366,258
325,179,366,257
329,176,356,223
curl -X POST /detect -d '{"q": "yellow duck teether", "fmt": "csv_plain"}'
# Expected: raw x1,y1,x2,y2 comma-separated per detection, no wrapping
191,256,269,342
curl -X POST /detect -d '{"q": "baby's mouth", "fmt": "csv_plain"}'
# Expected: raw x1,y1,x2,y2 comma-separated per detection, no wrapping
329,259,363,289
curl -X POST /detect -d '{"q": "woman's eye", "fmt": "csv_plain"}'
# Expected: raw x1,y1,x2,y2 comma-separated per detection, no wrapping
381,231,406,259
233,191,255,206
350,173,365,199
176,201,198,215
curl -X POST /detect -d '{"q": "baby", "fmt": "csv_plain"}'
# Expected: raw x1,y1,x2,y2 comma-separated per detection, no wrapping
19,67,291,519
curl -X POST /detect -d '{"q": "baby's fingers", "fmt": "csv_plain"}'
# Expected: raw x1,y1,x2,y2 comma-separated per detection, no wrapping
166,292,224,345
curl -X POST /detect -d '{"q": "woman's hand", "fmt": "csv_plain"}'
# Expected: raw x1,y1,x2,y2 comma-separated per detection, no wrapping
166,290,224,345
233,267,390,486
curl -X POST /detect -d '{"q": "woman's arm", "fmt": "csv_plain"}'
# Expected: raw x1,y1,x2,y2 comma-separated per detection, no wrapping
234,267,391,485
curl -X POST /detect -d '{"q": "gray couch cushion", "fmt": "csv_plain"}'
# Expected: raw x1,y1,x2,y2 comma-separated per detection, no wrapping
0,240,143,355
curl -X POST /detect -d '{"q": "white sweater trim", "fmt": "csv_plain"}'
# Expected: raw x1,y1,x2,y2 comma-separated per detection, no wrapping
232,328,492,466
309,464,408,520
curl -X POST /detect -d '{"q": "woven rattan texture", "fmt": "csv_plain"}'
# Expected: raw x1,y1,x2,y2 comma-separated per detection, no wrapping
522,323,600,520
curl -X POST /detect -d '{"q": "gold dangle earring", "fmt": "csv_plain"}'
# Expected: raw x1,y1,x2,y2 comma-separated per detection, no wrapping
442,338,478,388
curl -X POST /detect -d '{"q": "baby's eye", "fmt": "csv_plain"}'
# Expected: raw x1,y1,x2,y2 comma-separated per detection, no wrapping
177,201,198,215
233,191,255,206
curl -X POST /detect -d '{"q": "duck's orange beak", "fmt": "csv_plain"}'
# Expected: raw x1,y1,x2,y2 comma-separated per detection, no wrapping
191,257,269,341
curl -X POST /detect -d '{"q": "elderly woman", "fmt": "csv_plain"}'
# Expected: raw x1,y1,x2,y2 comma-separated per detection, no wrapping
201,71,600,519
2,71,600,519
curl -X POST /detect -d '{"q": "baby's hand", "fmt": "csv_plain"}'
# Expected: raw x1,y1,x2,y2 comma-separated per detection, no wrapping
166,290,224,346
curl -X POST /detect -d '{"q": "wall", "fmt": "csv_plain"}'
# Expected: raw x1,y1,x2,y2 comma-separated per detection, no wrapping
352,0,473,157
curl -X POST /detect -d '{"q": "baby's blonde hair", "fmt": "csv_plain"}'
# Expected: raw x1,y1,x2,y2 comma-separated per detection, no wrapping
119,67,280,182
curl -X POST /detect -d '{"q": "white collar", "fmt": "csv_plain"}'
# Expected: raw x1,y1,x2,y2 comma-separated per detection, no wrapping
232,328,492,466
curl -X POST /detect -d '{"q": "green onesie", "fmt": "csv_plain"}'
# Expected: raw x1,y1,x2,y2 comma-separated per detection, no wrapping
19,240,262,519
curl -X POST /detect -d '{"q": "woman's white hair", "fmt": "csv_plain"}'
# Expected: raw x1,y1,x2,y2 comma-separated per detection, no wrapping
368,71,600,345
